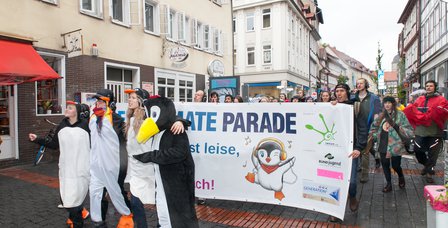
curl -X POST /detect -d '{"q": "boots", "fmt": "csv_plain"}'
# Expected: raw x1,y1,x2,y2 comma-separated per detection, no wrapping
399,177,405,189
382,183,392,193
349,197,358,212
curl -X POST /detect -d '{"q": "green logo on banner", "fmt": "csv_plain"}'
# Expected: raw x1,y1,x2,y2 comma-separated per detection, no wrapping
305,114,337,144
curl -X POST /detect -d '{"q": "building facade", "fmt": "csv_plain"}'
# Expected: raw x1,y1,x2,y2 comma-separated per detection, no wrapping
0,0,233,167
419,0,448,98
398,0,420,96
233,0,323,99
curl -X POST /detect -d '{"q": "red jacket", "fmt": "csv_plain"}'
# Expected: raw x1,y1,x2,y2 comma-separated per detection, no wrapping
404,94,448,129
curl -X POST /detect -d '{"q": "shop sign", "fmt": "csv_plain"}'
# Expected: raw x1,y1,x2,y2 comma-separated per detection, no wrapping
208,59,225,77
169,46,189,63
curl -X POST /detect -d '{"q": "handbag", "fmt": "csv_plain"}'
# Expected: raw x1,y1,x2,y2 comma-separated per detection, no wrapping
395,128,414,154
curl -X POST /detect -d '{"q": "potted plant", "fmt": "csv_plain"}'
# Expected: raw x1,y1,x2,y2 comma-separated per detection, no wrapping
42,100,53,114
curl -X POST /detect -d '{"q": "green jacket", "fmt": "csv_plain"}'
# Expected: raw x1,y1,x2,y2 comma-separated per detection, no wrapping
369,111,414,158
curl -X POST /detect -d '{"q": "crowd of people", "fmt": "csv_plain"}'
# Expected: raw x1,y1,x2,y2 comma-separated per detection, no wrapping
196,78,448,222
27,78,447,227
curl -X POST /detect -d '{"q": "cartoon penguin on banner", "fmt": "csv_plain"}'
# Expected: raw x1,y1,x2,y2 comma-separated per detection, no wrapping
245,137,296,201
133,95,198,228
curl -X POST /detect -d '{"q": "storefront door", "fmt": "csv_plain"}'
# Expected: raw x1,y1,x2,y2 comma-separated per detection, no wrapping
0,85,16,160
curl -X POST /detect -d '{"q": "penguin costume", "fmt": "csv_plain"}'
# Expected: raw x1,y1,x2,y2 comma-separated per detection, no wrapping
30,101,90,227
89,89,133,227
133,95,199,228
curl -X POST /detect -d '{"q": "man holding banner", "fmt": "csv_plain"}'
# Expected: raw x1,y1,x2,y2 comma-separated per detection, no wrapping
330,83,360,222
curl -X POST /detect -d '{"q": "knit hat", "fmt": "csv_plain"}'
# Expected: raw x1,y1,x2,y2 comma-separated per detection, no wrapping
334,83,351,96
382,96,396,105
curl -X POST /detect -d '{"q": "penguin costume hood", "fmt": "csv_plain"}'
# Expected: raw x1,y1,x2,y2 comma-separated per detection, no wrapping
133,95,199,228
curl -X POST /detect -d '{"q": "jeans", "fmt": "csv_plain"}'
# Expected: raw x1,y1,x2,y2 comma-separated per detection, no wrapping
131,194,148,228
349,157,359,198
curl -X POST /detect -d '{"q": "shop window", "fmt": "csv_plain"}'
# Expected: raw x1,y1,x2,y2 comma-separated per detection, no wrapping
36,53,65,115
80,0,103,18
0,86,10,136
106,66,136,103
155,69,194,102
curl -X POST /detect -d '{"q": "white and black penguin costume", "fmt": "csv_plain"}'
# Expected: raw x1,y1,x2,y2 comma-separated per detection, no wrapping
89,89,131,224
133,96,199,228
34,103,90,226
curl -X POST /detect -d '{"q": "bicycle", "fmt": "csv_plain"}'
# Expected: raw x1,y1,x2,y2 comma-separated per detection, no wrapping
34,118,58,166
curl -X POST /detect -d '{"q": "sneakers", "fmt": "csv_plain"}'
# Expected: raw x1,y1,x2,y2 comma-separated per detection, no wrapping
82,208,90,220
58,204,64,209
197,199,206,205
349,197,358,212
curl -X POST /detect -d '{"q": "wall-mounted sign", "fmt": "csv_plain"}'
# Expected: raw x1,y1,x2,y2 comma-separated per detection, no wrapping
169,46,189,63
62,29,83,58
141,81,154,96
208,59,225,77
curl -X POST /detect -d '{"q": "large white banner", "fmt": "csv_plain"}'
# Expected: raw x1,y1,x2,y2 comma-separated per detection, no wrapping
175,102,353,219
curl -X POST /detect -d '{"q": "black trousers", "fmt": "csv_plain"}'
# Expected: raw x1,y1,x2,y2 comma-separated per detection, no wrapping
414,136,444,175
380,153,403,184
66,205,83,228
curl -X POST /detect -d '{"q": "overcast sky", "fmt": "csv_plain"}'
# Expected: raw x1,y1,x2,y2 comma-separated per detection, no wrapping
318,0,408,71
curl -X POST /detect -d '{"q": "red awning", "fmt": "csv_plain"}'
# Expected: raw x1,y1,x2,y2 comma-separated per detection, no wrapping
0,39,62,85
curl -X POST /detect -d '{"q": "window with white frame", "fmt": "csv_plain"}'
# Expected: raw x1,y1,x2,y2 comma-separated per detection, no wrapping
155,69,195,102
177,12,185,41
195,21,203,49
262,8,271,28
192,19,198,45
234,49,237,66
42,0,58,5
106,66,138,103
36,52,65,115
167,9,176,39
80,0,103,17
246,12,254,31
111,0,130,25
214,29,221,54
247,47,255,65
144,0,158,33
184,16,190,44
263,45,271,64
204,25,210,51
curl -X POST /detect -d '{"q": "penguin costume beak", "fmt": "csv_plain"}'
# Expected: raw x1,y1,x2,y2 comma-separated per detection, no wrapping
136,117,160,143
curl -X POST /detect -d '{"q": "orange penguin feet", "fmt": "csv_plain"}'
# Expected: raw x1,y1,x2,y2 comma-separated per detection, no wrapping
117,213,134,228
245,172,255,183
66,218,73,228
274,191,285,201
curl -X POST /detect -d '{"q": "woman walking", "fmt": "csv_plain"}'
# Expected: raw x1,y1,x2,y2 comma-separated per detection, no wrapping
369,96,414,192
29,101,90,227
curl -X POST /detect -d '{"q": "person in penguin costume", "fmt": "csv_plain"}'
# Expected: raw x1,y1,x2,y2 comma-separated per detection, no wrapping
29,101,90,228
245,137,296,201
133,95,199,228
89,89,133,227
